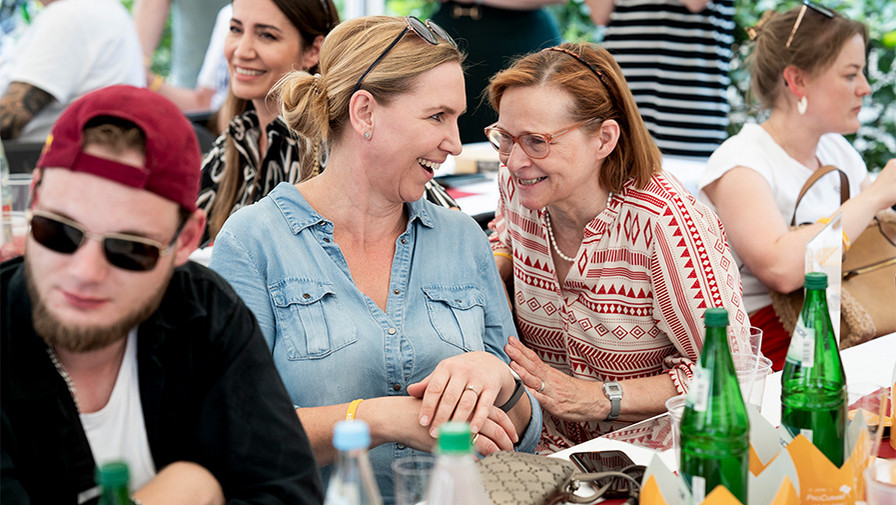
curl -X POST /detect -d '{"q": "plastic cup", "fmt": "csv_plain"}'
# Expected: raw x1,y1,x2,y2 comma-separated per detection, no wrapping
846,384,889,501
864,462,896,505
393,453,435,505
732,353,773,410
728,325,763,361
665,394,687,460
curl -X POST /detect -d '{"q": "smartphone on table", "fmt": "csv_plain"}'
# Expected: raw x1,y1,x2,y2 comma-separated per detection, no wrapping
569,450,638,498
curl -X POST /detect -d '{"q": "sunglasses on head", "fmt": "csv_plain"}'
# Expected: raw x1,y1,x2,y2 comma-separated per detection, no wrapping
785,0,835,48
484,119,594,160
28,209,186,272
352,16,457,94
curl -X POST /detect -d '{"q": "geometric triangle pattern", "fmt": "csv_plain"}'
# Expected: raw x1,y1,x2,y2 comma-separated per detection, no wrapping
489,168,751,451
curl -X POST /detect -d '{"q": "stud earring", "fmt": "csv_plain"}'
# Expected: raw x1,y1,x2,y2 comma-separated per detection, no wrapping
797,95,808,115
363,131,371,139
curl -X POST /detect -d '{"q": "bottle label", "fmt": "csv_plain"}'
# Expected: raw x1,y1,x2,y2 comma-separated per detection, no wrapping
692,475,706,503
800,428,813,443
689,366,710,412
786,320,814,367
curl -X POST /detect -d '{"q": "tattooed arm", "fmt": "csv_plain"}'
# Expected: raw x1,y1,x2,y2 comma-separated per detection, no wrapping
0,82,55,140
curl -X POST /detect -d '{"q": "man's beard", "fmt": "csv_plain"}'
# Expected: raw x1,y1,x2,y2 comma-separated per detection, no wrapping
24,257,173,353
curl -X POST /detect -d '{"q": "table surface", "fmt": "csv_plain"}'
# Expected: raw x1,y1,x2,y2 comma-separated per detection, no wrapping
551,332,896,470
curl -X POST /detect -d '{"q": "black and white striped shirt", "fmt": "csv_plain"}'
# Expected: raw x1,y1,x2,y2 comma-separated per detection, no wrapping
601,0,735,159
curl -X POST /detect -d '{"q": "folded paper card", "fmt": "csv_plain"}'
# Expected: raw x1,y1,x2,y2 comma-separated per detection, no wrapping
640,403,883,505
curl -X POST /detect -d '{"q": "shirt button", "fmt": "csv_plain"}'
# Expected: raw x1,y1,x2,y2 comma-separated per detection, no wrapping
397,444,406,450
393,289,400,295
302,293,311,299
400,237,407,245
388,328,396,335
393,384,402,391
323,237,331,243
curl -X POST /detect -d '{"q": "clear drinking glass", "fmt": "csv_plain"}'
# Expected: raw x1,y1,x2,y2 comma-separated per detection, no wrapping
393,453,436,505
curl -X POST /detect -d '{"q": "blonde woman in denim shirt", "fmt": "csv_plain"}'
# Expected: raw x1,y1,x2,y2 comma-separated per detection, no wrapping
209,16,541,503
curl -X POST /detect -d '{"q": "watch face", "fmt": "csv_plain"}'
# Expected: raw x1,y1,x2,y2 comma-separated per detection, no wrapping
604,382,622,397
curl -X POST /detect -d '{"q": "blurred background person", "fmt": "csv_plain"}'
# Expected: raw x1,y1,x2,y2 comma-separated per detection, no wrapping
431,0,565,144
699,4,896,370
487,42,748,452
0,0,143,141
210,16,541,503
134,0,228,91
587,0,735,193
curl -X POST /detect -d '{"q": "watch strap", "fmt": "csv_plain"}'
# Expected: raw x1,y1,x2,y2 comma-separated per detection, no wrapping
602,381,622,421
499,377,524,412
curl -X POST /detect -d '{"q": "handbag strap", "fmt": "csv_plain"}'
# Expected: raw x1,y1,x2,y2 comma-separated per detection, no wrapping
547,470,643,505
790,165,850,226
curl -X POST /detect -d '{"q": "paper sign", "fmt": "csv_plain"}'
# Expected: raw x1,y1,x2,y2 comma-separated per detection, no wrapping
805,213,843,343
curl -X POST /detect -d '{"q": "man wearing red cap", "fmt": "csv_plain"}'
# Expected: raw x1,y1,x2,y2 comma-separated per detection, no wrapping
0,85,323,504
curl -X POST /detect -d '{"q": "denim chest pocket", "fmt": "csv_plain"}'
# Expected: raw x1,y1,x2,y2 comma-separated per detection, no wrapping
422,285,486,352
269,279,358,360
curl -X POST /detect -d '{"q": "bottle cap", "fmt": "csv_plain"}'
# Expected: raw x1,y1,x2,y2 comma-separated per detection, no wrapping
332,419,371,451
805,272,828,289
95,461,129,488
704,307,728,327
437,422,473,454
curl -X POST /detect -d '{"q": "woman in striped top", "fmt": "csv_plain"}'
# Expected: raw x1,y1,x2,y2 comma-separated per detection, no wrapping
587,0,735,161
485,42,749,452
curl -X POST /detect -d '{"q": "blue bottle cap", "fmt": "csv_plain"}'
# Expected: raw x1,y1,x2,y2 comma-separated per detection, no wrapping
333,420,371,451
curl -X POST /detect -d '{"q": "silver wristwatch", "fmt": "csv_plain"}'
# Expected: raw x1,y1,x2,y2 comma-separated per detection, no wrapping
602,381,622,421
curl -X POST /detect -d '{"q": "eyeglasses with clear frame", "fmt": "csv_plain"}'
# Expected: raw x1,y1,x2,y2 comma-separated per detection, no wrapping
352,16,457,94
27,209,186,272
483,119,593,160
785,0,835,48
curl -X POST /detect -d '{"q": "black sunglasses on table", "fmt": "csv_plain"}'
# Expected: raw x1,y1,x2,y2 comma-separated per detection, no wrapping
28,209,186,272
352,16,457,94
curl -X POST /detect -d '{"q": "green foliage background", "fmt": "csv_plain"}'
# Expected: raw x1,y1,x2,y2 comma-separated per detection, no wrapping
139,0,894,171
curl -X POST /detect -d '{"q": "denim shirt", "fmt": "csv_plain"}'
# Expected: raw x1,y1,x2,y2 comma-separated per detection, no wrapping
210,182,541,503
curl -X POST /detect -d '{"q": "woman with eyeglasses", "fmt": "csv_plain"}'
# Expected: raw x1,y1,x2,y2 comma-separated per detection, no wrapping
698,4,896,370
209,16,540,502
486,42,749,452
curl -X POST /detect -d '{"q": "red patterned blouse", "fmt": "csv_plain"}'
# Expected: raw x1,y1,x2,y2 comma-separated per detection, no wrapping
490,167,750,452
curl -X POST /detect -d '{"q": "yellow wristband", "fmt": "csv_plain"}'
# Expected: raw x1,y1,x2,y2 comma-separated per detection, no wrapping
149,74,164,92
493,251,513,262
817,217,832,225
345,399,363,421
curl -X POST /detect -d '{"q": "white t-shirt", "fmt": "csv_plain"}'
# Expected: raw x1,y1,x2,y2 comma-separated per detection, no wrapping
196,4,231,112
698,123,868,313
6,0,144,142
81,330,156,492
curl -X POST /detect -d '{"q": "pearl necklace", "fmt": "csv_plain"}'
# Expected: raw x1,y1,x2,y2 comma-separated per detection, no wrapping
544,193,613,263
544,211,576,263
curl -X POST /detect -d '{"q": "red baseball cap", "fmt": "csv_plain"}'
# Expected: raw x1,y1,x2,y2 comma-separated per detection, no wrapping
36,85,200,211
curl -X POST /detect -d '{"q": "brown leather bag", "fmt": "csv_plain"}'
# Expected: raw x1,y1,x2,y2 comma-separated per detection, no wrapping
769,165,896,348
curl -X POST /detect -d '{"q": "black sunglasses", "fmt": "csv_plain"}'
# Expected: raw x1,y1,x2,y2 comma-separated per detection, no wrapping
785,0,835,48
28,210,186,272
352,16,457,94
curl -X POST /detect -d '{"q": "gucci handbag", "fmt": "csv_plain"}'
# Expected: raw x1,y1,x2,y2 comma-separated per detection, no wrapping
769,165,896,348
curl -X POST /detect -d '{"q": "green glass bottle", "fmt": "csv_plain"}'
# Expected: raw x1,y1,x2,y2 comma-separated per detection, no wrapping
679,308,750,504
96,461,131,505
781,272,847,466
